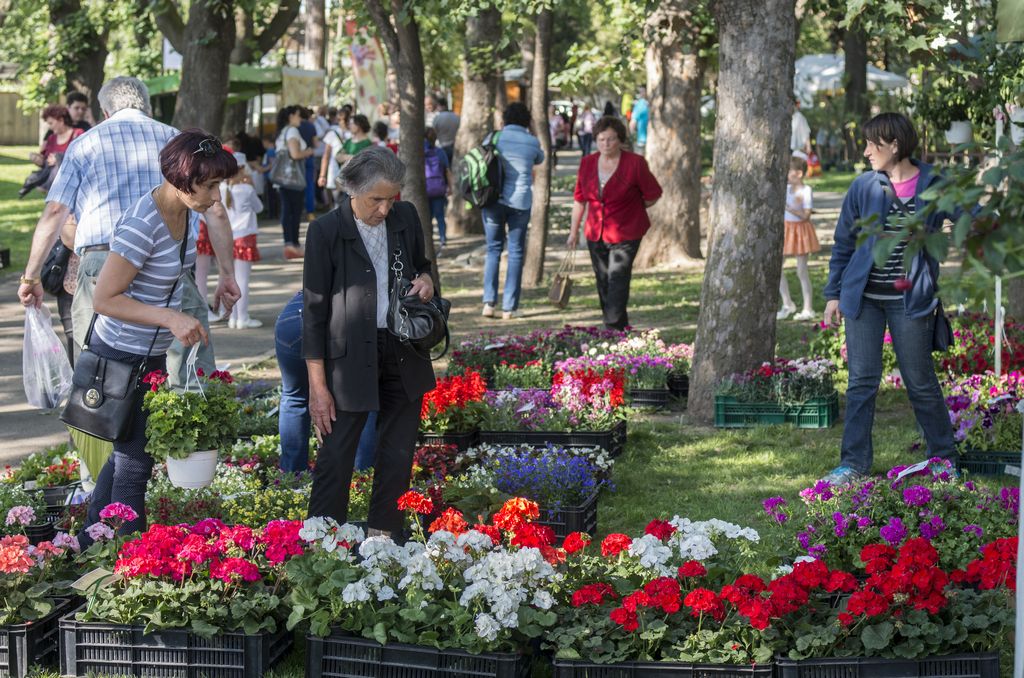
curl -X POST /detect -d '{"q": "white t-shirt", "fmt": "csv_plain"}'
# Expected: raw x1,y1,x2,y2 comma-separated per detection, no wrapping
321,127,346,188
276,126,306,154
220,183,263,238
791,111,810,153
785,184,813,222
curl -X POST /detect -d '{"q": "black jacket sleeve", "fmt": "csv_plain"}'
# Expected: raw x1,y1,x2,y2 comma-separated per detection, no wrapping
302,215,335,360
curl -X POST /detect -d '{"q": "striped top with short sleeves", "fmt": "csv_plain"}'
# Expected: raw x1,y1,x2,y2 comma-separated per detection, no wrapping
93,191,199,355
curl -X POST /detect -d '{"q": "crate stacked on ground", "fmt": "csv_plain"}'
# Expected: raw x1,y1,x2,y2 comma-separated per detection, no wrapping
714,357,839,428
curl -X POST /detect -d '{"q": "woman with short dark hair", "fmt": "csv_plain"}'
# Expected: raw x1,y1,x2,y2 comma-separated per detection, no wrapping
821,112,956,484
78,129,236,545
480,102,545,320
303,145,436,535
568,115,662,330
276,105,314,259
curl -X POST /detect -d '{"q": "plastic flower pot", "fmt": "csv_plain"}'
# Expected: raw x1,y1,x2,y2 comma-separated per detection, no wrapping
944,120,973,145
165,449,218,489
23,521,56,545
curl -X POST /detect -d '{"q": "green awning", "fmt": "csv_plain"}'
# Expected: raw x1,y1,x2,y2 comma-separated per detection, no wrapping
145,65,283,103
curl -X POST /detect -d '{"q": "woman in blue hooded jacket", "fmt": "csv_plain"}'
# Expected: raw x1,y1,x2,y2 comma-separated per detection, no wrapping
821,112,956,484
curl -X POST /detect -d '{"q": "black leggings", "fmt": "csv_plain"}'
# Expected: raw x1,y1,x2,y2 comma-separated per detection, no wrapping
56,290,74,365
279,187,305,246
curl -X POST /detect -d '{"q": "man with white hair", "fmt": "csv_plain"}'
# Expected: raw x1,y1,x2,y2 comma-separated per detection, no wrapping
17,76,240,384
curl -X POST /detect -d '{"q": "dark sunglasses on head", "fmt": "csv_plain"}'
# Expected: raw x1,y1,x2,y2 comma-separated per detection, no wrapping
192,137,220,157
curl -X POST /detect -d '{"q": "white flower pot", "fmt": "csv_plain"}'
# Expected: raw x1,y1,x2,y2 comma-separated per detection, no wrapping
1008,106,1024,145
166,449,218,488
944,120,973,145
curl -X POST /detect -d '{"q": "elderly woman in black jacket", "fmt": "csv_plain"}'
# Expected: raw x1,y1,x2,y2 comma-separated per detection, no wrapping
303,146,436,535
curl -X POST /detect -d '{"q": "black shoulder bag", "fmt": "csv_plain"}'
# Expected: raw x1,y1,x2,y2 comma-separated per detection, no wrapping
60,235,188,441
387,245,451,360
41,240,73,295
880,177,954,352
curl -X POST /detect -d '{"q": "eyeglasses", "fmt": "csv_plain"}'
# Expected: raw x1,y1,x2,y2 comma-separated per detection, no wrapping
192,137,220,157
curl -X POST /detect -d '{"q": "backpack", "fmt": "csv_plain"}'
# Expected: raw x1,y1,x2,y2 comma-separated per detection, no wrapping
424,146,447,198
456,131,502,208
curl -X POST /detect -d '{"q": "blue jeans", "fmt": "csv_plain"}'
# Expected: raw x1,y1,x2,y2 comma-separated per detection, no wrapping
304,157,316,212
429,196,448,245
481,203,530,311
841,296,956,474
275,292,377,472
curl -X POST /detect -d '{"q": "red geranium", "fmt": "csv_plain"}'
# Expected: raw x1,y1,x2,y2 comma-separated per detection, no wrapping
600,533,632,558
678,560,707,578
644,518,677,540
396,490,434,515
562,532,591,554
428,507,469,536
572,582,617,607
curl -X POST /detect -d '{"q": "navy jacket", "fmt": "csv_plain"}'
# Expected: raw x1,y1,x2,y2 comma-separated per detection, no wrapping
824,160,951,320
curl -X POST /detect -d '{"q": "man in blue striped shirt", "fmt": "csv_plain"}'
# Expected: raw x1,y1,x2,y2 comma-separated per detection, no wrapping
17,77,239,383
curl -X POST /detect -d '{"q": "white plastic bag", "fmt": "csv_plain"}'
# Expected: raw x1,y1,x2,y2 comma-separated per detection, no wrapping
23,305,73,409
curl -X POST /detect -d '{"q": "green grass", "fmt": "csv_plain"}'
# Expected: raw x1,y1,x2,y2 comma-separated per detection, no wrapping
0,146,46,275
806,169,859,194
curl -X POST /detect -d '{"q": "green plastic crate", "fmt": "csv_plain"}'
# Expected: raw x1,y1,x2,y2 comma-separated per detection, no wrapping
714,393,839,429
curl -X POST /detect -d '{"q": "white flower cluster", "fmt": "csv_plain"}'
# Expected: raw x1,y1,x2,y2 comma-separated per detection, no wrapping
298,517,364,557
606,329,667,358
627,534,675,575
666,516,760,562
789,357,835,380
457,444,614,473
459,547,558,641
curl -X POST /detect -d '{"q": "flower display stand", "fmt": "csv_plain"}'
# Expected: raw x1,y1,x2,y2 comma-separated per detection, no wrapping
417,429,481,452
775,652,998,678
552,658,772,677
628,388,671,410
956,451,1021,478
306,632,530,678
480,420,627,457
713,393,839,429
59,613,293,678
537,490,599,539
0,598,72,678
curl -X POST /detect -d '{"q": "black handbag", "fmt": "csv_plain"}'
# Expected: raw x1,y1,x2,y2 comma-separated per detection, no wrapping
41,240,73,295
60,236,187,441
387,247,451,360
933,299,955,352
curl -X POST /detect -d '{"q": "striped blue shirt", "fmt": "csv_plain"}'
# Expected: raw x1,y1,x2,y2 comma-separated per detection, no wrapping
93,192,199,355
46,108,179,253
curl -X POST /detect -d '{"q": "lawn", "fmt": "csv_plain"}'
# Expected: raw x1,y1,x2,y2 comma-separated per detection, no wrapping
0,146,45,275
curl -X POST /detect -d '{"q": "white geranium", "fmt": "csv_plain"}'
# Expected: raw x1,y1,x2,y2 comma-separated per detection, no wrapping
474,613,502,641
628,534,674,574
342,580,371,604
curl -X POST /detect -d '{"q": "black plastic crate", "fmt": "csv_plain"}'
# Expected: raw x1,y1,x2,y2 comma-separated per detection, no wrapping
0,598,72,678
536,490,599,539
628,388,670,410
957,451,1021,478
59,612,294,678
22,522,55,546
480,420,627,457
552,658,772,677
774,652,999,678
417,429,481,452
667,374,689,400
307,632,529,678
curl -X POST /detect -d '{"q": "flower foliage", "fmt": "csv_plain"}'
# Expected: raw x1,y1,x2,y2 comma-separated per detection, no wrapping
143,369,239,461
716,357,836,404
944,371,1023,452
0,533,70,626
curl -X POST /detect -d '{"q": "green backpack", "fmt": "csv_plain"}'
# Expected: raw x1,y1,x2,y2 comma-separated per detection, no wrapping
456,131,503,208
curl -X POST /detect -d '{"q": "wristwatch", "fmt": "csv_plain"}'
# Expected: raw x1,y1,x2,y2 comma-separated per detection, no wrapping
19,275,39,285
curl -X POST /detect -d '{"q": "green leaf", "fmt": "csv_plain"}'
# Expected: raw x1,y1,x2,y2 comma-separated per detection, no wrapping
373,622,388,646
190,618,219,638
861,622,894,650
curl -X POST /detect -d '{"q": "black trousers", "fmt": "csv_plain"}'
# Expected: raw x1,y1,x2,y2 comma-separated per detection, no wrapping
56,289,75,366
587,238,641,330
308,330,422,534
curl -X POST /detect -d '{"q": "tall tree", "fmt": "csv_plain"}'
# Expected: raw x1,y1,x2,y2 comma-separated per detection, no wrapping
365,0,438,277
635,0,714,267
687,0,797,423
447,4,501,237
842,23,869,158
155,0,235,133
304,0,327,73
522,8,553,288
51,0,109,121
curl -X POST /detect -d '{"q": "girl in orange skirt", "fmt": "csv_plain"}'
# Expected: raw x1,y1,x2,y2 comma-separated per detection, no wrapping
778,155,820,321
222,152,264,329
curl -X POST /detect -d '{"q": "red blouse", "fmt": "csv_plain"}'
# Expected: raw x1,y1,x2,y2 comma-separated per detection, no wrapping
573,150,663,243
41,127,84,157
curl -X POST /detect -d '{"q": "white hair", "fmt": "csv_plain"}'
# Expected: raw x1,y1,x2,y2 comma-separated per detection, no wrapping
338,145,406,195
97,77,150,117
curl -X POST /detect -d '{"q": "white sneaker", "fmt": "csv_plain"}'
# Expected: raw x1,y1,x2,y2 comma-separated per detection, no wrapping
776,305,796,320
482,304,496,318
502,310,519,320
227,317,237,329
793,310,816,321
237,317,263,329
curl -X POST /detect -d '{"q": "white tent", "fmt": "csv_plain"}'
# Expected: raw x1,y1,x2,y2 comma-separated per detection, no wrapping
794,54,911,105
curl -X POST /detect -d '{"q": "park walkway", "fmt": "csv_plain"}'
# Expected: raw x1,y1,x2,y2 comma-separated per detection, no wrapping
0,150,844,467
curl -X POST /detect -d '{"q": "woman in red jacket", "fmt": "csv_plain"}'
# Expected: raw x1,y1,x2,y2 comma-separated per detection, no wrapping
567,116,662,330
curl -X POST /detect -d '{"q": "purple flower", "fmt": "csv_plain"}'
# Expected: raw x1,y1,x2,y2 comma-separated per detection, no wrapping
879,517,907,546
763,497,787,512
808,543,828,558
5,505,36,526
919,515,945,540
963,524,984,539
902,485,932,507
832,511,851,538
797,526,816,551
887,465,909,480
52,532,80,552
999,487,1020,515
85,523,114,542
799,480,834,503
855,516,873,531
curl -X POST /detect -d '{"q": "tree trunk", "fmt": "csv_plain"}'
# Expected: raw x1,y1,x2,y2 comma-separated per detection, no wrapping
688,0,797,424
635,0,706,267
843,25,868,161
447,6,500,237
522,8,553,288
304,0,326,73
365,0,438,280
1007,278,1024,323
49,0,108,122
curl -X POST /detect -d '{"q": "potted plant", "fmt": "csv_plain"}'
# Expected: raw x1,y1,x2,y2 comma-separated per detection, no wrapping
289,498,558,678
418,370,487,450
714,357,838,428
490,359,552,390
0,531,75,677
2,486,53,545
945,372,1023,476
142,369,238,488
63,518,302,677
